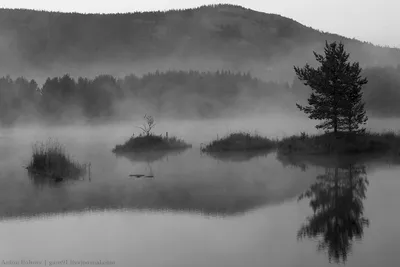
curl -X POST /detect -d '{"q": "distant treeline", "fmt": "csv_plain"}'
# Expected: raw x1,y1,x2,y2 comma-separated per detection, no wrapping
290,65,400,117
0,70,286,125
1,66,400,126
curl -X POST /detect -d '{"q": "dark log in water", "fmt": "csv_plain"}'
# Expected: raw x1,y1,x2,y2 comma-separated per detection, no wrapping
129,174,155,178
129,174,144,178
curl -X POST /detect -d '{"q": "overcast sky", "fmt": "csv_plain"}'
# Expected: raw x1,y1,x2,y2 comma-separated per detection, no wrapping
1,0,398,48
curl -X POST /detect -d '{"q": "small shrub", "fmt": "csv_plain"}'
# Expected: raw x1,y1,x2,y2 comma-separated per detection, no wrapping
136,114,156,136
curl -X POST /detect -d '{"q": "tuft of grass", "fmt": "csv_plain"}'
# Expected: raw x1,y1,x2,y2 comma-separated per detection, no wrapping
112,133,192,153
278,130,400,155
27,139,87,180
201,131,277,152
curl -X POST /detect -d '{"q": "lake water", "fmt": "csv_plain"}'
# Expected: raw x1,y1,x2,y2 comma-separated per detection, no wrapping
0,121,400,267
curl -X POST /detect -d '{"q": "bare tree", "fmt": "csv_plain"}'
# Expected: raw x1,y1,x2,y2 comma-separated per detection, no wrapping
136,114,156,136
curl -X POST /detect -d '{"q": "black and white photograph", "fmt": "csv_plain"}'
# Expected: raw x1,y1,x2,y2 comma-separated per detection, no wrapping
0,1,399,266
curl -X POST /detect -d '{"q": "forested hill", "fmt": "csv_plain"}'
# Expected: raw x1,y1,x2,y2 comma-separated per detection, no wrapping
0,4,400,81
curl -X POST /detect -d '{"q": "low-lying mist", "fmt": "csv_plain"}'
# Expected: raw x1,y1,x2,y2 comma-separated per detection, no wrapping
1,65,400,128
0,70,298,127
2,112,398,151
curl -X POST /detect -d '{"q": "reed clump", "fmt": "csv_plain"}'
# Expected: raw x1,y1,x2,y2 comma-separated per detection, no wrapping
27,139,87,180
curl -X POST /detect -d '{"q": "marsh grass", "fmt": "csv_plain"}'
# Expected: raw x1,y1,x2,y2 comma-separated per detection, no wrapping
201,132,278,152
278,131,400,155
27,139,87,180
112,133,192,153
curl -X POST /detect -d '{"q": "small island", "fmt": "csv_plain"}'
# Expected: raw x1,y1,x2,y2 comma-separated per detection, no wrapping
26,139,88,182
200,41,400,157
276,41,400,157
112,115,192,153
201,132,277,153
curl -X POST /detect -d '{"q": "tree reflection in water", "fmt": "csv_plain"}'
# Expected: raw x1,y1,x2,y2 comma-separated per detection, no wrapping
297,164,369,264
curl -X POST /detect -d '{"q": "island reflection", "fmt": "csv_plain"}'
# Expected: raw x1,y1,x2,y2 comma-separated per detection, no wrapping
202,150,273,163
0,149,300,221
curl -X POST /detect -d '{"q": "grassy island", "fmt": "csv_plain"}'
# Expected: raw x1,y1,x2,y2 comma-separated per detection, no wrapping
26,139,87,181
113,133,192,153
201,132,277,153
113,115,192,153
278,41,400,157
278,131,400,155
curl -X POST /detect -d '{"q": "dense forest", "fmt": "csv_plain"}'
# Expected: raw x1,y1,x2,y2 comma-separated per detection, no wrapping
0,70,288,125
1,66,400,126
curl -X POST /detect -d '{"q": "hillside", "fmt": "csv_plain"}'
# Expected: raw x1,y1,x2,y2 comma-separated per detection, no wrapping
0,4,400,82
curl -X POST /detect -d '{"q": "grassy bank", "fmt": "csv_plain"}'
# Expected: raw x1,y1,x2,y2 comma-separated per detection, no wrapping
112,133,192,153
278,131,400,155
26,139,87,181
201,132,277,152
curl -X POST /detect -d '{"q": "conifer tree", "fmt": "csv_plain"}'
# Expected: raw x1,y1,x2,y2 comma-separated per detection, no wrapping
294,41,368,134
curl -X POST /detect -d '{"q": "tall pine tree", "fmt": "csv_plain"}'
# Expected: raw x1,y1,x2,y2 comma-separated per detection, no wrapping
294,41,368,135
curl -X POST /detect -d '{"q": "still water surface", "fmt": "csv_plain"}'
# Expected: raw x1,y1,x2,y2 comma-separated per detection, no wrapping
0,123,399,267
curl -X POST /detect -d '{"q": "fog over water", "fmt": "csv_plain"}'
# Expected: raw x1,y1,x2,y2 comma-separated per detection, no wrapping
2,112,398,146
1,4,400,266
0,116,400,267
